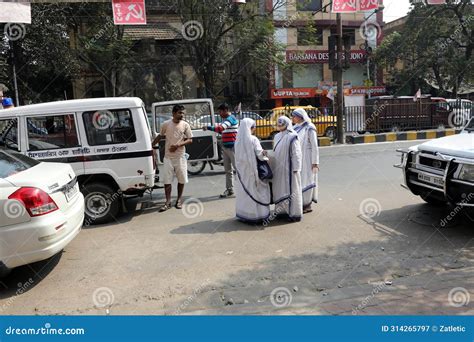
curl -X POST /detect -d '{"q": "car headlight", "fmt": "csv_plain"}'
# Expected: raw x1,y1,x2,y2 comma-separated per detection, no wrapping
458,164,474,182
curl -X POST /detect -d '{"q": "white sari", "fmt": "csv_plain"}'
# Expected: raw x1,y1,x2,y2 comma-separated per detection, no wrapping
272,127,303,221
293,110,320,208
235,119,271,223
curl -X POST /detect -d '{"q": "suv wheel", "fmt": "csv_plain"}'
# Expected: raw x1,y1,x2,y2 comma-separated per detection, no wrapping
82,183,120,225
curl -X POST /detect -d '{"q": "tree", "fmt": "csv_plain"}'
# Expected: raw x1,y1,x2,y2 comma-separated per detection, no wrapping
0,4,80,104
71,3,137,97
171,0,292,101
375,0,473,97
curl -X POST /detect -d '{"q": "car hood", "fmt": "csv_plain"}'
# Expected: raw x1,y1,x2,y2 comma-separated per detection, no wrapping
418,133,474,159
6,162,76,194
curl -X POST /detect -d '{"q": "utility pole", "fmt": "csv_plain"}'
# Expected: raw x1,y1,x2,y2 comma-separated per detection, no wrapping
336,13,344,144
9,40,20,107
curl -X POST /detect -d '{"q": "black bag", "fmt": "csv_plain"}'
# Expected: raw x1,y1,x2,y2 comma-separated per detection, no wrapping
257,158,273,180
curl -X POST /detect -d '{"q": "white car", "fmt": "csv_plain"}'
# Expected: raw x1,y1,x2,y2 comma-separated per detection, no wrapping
0,97,155,224
397,117,474,212
0,149,84,276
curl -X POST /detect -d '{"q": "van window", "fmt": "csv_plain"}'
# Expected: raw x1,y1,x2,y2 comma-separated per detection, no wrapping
27,114,79,151
83,109,136,146
0,118,18,151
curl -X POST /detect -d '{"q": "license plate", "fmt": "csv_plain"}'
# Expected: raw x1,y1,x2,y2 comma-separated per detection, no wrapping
418,173,444,187
64,184,79,202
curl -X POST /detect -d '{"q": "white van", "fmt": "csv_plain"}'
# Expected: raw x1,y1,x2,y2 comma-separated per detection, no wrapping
0,97,155,224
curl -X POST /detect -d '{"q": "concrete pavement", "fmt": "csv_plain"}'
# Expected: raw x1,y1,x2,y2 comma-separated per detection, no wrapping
0,140,472,315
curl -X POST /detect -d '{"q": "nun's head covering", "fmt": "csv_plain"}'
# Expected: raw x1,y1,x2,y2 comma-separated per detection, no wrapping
277,116,293,131
237,118,256,143
291,108,311,123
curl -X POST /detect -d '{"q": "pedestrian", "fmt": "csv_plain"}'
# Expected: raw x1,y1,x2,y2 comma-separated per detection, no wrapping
272,116,303,222
234,118,271,224
1,98,14,110
152,104,193,212
291,108,320,213
203,103,239,198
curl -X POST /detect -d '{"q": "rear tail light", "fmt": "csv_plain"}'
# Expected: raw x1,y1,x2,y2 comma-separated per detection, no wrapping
8,187,58,217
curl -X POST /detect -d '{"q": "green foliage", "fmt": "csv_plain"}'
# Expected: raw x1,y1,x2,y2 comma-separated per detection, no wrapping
0,5,80,103
174,0,289,98
375,0,473,96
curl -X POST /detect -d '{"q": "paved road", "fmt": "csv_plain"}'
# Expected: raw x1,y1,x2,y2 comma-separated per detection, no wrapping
1,141,473,315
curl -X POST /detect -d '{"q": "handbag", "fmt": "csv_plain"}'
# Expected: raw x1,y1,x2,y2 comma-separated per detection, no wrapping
256,158,273,180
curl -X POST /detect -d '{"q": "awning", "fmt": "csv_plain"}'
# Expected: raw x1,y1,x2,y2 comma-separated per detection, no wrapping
124,23,181,40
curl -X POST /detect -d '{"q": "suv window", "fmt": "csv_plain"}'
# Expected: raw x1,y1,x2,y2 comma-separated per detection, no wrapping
27,114,79,151
0,118,18,151
83,109,136,146
0,150,39,178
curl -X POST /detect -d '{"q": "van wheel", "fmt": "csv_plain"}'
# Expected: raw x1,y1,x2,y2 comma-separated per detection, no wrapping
82,183,120,225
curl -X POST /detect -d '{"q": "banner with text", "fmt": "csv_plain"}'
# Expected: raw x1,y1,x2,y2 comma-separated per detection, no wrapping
287,50,366,64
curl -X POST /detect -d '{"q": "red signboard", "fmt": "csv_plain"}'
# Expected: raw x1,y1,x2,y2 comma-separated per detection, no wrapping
112,0,147,25
271,88,316,99
427,0,446,4
286,50,366,64
359,0,379,11
332,0,358,13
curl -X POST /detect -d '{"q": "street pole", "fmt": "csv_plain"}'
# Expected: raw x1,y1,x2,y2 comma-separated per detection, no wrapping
336,13,344,144
9,41,20,107
365,20,371,99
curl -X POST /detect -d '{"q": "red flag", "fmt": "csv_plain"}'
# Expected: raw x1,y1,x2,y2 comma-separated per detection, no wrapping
332,0,358,13
360,0,379,11
112,0,146,25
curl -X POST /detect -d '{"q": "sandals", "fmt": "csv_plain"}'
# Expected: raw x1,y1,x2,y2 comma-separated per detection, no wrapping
175,201,183,209
159,203,172,212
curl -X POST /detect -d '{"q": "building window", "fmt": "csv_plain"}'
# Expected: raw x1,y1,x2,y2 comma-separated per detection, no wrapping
293,64,323,88
83,109,136,146
27,114,79,151
0,118,18,151
297,0,322,11
297,27,323,46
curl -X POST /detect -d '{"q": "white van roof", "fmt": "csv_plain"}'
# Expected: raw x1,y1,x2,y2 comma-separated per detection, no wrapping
1,97,144,117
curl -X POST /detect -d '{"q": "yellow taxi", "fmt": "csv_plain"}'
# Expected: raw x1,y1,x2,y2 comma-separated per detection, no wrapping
255,106,338,140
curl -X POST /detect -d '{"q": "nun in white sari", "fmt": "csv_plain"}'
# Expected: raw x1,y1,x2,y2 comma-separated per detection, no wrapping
234,118,271,223
291,108,320,213
272,116,303,222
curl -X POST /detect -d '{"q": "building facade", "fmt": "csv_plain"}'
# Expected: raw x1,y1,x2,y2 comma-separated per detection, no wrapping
269,0,385,108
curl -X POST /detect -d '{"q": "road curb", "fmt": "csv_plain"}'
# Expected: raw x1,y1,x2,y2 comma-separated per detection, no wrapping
345,128,461,144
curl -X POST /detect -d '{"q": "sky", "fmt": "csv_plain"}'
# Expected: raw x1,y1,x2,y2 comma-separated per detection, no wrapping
383,0,412,23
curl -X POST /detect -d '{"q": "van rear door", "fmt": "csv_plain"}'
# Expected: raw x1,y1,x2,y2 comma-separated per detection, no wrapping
152,99,218,163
